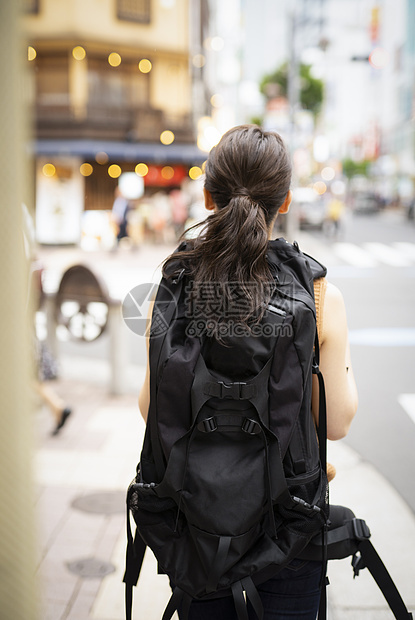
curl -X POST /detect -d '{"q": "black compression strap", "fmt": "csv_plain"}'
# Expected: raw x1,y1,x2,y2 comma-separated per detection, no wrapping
312,331,327,474
232,581,249,620
162,587,186,620
358,539,413,619
241,576,264,620
318,576,328,620
206,536,231,593
123,532,146,620
125,584,133,620
181,593,192,620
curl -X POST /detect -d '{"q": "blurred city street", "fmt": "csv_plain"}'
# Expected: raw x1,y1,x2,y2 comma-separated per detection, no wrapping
1,0,412,618
34,207,415,620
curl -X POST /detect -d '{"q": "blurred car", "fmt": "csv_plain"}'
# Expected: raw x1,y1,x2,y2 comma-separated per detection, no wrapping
293,187,327,230
352,192,380,214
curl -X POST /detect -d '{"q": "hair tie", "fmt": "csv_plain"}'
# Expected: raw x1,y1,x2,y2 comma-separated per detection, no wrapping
234,189,253,200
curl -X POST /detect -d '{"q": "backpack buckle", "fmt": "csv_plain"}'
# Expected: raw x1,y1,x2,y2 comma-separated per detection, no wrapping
352,518,371,541
204,381,256,400
219,382,244,399
241,418,261,435
197,417,218,433
219,381,256,399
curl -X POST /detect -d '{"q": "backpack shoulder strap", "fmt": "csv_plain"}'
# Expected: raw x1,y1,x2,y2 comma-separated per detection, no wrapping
148,271,185,480
304,251,327,280
313,277,327,344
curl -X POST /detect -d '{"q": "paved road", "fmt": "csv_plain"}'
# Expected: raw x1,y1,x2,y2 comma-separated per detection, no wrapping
298,208,415,514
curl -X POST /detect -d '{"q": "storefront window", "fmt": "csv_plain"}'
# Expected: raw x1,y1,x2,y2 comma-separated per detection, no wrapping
117,0,151,24
88,58,149,109
36,55,70,107
24,0,39,14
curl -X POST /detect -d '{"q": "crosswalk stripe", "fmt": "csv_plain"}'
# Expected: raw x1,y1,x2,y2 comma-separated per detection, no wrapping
332,242,379,268
398,394,415,425
362,242,412,267
392,242,415,262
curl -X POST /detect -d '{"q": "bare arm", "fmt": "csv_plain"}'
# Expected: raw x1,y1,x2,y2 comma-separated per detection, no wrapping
312,282,358,440
138,300,154,423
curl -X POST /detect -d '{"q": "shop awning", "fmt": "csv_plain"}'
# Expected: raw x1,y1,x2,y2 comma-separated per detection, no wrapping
34,139,207,165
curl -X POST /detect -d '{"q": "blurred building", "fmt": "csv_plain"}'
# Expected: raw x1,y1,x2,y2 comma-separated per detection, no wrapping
318,0,415,201
208,0,415,202
23,0,209,243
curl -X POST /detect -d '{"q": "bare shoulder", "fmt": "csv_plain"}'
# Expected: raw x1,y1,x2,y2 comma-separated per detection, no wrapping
321,282,348,341
325,281,345,305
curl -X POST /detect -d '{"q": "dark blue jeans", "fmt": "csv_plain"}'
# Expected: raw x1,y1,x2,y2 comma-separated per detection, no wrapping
180,560,322,620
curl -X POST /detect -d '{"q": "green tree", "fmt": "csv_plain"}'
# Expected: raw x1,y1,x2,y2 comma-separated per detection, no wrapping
342,158,371,178
260,62,324,117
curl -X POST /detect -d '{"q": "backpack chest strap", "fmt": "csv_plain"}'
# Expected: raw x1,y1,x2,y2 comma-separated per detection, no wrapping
197,415,261,435
203,381,256,400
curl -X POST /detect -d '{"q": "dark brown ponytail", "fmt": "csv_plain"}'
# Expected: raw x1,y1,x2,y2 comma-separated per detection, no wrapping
163,124,292,331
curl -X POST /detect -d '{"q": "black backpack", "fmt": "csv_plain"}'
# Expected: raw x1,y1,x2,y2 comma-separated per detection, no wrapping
123,239,413,620
124,239,328,618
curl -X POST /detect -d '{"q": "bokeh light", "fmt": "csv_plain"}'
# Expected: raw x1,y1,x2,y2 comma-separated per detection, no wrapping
80,163,93,176
192,54,206,68
331,180,346,195
197,117,221,152
135,163,149,177
108,52,122,67
161,166,174,180
369,47,389,69
211,36,224,51
189,166,203,180
108,164,122,178
210,93,224,108
204,37,224,52
42,163,56,177
139,59,152,73
72,46,86,61
160,130,175,145
313,181,327,195
313,136,330,163
321,166,335,181
95,151,109,165
28,46,36,61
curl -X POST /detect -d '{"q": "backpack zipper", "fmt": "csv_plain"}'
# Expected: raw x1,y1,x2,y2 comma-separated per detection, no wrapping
267,304,286,317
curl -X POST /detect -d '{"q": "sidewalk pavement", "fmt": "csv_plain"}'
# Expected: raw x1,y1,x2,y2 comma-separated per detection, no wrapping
34,240,415,620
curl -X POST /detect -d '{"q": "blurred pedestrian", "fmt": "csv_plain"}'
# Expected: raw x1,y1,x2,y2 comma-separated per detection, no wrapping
34,341,72,436
111,187,130,245
169,188,189,239
151,192,170,243
22,203,73,436
407,196,415,221
326,194,345,238
127,203,144,249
